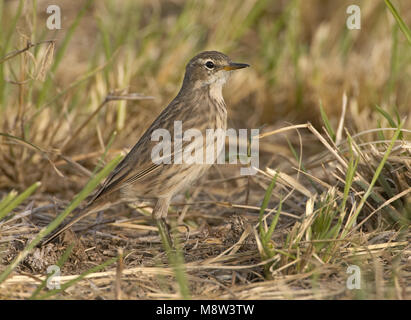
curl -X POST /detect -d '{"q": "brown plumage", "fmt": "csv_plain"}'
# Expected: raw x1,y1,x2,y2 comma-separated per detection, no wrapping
42,51,249,244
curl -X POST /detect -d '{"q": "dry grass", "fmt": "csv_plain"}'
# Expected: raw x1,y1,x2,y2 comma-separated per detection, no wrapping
0,0,410,299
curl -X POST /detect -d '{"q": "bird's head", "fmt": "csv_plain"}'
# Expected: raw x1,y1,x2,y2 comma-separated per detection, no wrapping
182,51,249,90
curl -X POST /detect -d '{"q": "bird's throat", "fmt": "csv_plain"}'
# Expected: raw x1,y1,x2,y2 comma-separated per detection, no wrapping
208,79,225,104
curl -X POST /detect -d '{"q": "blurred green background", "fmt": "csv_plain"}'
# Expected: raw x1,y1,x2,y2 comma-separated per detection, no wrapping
0,0,410,190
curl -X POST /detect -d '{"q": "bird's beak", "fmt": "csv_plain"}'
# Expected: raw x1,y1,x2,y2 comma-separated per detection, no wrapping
223,62,250,71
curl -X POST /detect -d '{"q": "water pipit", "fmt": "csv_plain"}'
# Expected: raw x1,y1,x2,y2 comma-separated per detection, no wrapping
43,51,249,245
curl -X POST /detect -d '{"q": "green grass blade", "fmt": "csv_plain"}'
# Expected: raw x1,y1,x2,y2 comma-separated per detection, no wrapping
0,154,123,285
258,173,278,238
0,182,41,221
385,0,411,45
51,0,92,73
339,135,358,215
30,243,75,299
0,190,18,213
37,256,118,300
375,105,403,139
376,119,386,141
157,219,191,299
264,198,282,244
375,104,397,127
319,100,336,142
342,122,404,236
1,0,23,56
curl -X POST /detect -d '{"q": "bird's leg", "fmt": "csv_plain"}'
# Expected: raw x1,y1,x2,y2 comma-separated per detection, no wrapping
153,198,173,249
157,218,173,250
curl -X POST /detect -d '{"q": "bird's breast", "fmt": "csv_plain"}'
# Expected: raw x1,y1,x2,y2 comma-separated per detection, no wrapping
205,87,227,131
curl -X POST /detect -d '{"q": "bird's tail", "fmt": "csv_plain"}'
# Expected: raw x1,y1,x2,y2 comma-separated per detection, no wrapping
40,200,106,246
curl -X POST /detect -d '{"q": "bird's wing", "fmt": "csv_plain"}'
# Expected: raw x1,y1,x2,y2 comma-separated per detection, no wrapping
88,96,208,204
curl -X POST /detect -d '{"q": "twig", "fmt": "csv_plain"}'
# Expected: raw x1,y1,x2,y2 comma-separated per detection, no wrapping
0,40,56,64
115,248,124,300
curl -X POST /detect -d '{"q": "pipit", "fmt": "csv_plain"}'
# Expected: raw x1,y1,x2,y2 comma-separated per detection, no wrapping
43,51,249,245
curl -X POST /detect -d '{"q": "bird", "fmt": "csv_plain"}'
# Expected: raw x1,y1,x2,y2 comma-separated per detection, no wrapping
42,51,249,245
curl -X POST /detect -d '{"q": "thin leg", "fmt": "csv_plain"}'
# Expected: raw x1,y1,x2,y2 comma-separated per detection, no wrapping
156,217,173,250
153,198,173,249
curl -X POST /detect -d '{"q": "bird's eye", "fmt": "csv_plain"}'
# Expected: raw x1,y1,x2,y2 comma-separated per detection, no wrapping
205,61,215,69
